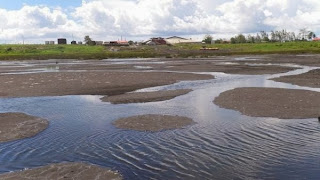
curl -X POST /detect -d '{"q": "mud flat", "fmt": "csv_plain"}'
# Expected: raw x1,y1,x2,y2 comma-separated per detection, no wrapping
272,69,320,88
113,114,194,132
0,72,213,98
102,89,192,104
238,54,320,67
164,63,298,75
0,162,122,180
214,87,320,119
0,113,48,143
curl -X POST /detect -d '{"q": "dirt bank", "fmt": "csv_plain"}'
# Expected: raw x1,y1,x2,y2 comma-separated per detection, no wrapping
102,89,192,104
214,87,320,119
0,113,48,143
113,114,194,132
0,72,213,98
271,69,320,88
0,162,122,180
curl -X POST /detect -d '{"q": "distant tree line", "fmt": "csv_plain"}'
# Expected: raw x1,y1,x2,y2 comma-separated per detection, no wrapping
229,29,316,44
203,29,317,44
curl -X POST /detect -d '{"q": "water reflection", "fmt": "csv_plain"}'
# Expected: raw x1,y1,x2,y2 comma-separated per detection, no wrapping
0,62,320,179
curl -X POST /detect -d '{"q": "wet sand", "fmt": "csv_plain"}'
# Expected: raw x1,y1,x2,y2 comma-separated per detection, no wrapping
113,114,194,132
0,162,122,180
164,63,298,75
238,54,320,67
272,69,320,88
0,72,212,98
102,89,192,104
0,113,48,143
214,87,320,119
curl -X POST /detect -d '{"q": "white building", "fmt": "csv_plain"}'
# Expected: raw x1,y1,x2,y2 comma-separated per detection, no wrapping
165,36,200,44
45,41,55,45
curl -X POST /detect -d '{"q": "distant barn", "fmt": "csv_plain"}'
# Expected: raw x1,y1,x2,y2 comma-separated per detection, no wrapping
58,38,67,44
165,36,201,44
71,41,77,45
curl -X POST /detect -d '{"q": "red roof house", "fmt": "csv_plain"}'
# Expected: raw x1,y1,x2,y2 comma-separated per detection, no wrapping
312,37,320,41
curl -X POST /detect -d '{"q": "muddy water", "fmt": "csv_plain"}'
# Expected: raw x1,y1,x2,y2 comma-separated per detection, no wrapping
1,59,320,179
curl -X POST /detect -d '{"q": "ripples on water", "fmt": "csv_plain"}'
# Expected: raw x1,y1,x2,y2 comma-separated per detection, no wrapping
0,63,320,179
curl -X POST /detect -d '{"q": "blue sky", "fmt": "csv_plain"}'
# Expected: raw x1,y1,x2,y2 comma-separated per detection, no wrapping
0,0,319,43
0,0,81,10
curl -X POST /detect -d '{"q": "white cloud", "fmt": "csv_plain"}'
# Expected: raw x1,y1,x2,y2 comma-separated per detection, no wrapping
0,0,320,43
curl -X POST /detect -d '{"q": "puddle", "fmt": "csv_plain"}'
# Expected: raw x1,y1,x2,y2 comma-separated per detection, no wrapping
0,58,320,179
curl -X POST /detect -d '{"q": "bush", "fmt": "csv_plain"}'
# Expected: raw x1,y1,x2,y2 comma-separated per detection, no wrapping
6,47,13,52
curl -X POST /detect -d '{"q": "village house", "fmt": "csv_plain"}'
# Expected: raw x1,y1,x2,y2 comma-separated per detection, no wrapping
143,37,167,45
45,41,55,45
312,37,320,41
95,41,103,45
103,40,129,46
57,38,67,44
143,36,201,45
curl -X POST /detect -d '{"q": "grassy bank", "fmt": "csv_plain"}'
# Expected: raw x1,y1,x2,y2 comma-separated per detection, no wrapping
0,41,319,60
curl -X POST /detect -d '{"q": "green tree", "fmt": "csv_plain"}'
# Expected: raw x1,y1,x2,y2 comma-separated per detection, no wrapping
128,40,134,45
236,34,246,43
230,37,236,44
299,28,308,41
84,35,95,45
308,32,316,40
203,34,213,44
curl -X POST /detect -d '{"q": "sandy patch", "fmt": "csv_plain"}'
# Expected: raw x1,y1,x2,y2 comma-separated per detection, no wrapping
102,89,192,104
214,87,320,119
272,69,320,88
113,114,194,132
0,72,213,98
0,113,48,143
0,162,122,180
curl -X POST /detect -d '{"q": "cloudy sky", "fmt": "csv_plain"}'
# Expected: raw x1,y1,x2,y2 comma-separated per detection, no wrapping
0,0,319,43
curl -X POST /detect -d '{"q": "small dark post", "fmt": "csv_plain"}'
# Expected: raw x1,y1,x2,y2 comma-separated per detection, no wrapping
318,117,320,122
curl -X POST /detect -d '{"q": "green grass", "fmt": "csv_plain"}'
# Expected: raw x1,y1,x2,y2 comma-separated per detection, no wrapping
0,41,320,60
179,41,320,54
